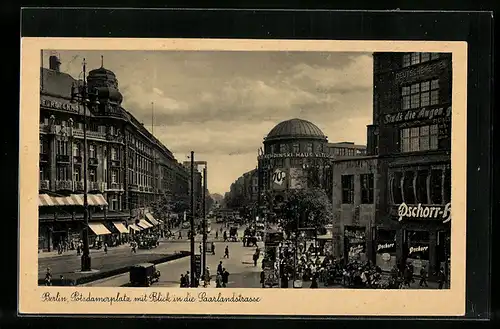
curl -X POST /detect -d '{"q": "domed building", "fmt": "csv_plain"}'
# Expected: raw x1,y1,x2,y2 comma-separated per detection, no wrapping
257,118,334,205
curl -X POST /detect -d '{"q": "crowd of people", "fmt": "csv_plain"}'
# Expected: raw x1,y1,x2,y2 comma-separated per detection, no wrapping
275,241,448,289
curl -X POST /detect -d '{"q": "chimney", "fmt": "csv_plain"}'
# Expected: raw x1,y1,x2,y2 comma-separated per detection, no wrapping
49,55,61,72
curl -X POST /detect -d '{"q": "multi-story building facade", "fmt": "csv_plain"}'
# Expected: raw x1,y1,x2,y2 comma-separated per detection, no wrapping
38,55,190,251
224,169,258,212
368,52,452,278
326,142,367,157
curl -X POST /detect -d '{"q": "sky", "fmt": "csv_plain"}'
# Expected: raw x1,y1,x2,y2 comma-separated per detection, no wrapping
43,50,374,195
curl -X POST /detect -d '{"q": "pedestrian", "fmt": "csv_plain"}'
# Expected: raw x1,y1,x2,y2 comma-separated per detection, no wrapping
437,267,446,289
178,231,182,239
60,275,65,286
253,252,259,266
131,241,137,253
310,274,319,288
419,266,429,287
104,242,108,254
185,271,190,287
211,242,215,255
204,267,211,287
217,261,223,275
216,272,223,288
222,268,230,287
223,231,227,242
260,271,265,288
224,245,229,259
215,231,218,239
199,242,202,254
44,267,52,286
76,244,81,256
180,274,186,287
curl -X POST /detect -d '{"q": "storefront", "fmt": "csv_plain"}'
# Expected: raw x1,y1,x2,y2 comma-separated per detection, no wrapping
344,226,367,262
374,228,397,271
403,229,430,275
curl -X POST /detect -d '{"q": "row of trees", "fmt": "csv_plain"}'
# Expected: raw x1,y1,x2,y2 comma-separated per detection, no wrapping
151,193,215,226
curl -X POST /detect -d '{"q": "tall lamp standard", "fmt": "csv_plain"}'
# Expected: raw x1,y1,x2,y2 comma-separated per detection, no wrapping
70,58,100,272
191,161,208,271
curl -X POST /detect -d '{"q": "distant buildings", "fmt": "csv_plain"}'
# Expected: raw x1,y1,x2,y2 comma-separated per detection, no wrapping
38,55,190,251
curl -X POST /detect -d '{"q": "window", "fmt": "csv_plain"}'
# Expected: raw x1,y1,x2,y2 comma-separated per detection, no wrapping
430,169,443,204
40,138,48,154
341,175,354,204
57,140,68,155
290,158,302,167
111,170,117,183
39,167,48,181
306,143,313,153
400,124,439,152
111,147,117,160
89,168,96,182
111,199,119,211
73,167,81,181
73,143,81,157
57,166,69,180
443,168,451,204
402,52,440,67
279,144,288,153
360,174,374,204
89,144,96,158
415,170,430,204
292,144,299,153
402,171,416,204
401,79,440,110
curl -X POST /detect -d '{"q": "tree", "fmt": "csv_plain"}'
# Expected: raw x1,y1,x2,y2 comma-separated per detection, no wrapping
151,194,172,222
279,187,333,236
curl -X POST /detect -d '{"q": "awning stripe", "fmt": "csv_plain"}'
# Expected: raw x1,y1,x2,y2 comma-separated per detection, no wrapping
137,219,153,229
128,224,142,231
145,213,159,226
113,222,129,234
38,193,108,207
87,222,111,235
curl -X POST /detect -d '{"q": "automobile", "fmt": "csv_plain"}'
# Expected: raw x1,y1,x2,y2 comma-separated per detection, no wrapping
182,221,190,229
129,263,161,287
207,226,212,234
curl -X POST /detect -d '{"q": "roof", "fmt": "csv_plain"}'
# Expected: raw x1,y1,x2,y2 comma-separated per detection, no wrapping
265,118,327,141
327,142,367,149
40,67,81,99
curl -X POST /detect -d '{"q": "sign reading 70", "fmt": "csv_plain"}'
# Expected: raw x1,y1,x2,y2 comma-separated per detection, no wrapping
272,169,286,185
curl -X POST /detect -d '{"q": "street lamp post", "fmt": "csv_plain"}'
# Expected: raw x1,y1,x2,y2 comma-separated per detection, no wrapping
71,58,99,272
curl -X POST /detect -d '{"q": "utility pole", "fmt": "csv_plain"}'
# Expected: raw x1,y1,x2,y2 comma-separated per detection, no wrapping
190,151,195,286
202,166,207,274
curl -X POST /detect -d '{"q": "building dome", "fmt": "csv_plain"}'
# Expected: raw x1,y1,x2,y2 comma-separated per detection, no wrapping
265,118,327,141
87,66,123,105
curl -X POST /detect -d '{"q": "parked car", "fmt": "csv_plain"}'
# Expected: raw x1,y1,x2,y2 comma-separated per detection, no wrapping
129,263,161,287
182,221,190,229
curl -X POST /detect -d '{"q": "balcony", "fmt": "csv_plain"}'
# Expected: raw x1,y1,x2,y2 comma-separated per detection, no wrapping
75,181,84,191
39,153,49,163
108,182,124,191
56,154,70,164
39,180,50,190
55,180,73,191
72,128,106,140
89,181,102,191
73,156,83,164
75,181,106,192
88,158,99,166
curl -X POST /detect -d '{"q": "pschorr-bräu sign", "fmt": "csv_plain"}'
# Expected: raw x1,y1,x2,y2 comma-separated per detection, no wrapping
398,203,451,223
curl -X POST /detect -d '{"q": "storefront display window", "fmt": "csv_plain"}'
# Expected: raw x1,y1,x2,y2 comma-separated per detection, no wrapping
390,171,403,204
405,230,430,275
375,229,397,271
403,171,415,204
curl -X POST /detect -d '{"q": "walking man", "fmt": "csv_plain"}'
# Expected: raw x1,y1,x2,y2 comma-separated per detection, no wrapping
217,261,223,275
419,266,429,287
224,245,229,258
185,271,190,287
437,267,446,289
222,268,230,288
104,242,108,255
211,242,216,255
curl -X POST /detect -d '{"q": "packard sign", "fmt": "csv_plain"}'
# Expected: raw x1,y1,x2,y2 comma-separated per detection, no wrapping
258,152,334,160
397,203,451,223
383,106,451,125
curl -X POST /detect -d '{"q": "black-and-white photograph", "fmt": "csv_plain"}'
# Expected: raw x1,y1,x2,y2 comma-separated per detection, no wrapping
37,49,451,290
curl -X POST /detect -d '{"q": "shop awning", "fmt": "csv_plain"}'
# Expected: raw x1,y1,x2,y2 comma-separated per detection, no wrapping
113,222,129,234
38,193,108,207
87,222,111,236
145,213,160,226
128,224,142,232
137,219,153,229
317,234,333,240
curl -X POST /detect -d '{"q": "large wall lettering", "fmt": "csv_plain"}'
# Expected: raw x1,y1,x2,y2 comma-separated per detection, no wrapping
398,202,451,223
394,60,448,83
40,98,81,113
383,106,451,125
258,152,334,160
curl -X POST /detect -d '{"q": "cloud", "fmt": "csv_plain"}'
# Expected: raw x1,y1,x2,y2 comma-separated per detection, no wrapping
45,50,373,193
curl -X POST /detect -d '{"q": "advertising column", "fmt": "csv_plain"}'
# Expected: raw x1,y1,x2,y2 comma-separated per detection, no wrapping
375,229,397,271
344,226,367,263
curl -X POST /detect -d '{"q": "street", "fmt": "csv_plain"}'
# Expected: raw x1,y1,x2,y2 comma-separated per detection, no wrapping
81,223,265,288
